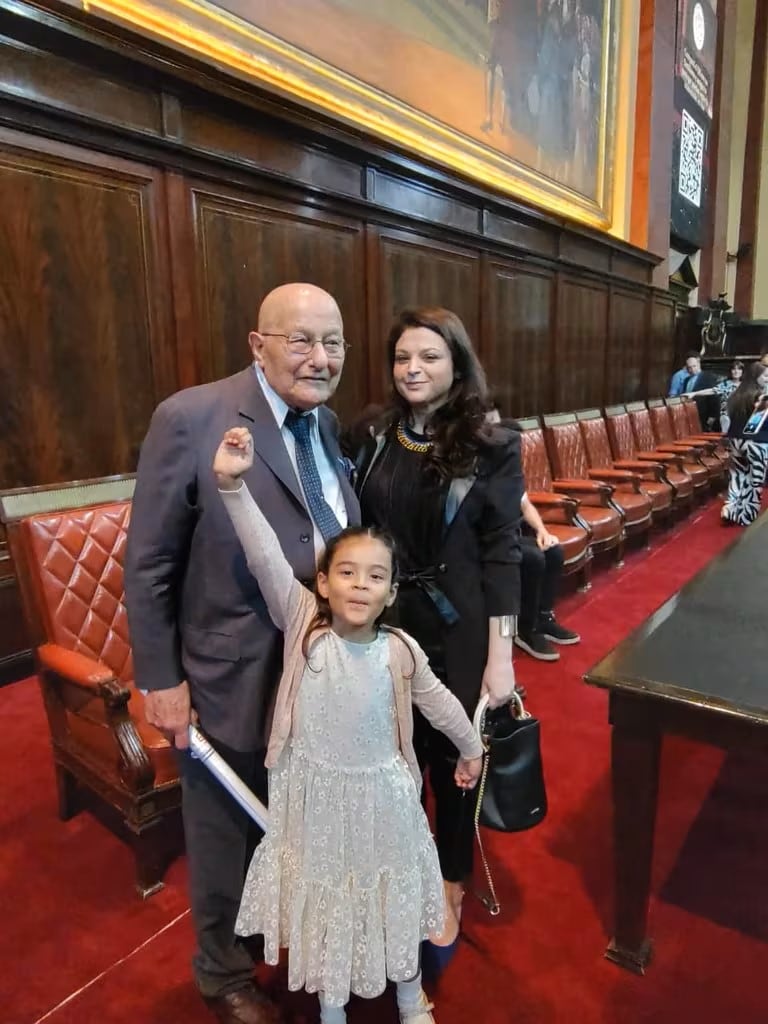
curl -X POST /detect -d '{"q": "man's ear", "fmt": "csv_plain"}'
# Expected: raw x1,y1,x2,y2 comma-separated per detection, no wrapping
385,582,399,608
249,331,265,367
316,571,330,599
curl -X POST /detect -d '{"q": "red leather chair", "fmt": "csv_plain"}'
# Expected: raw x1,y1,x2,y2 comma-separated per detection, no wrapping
575,408,673,524
543,413,653,544
603,405,694,515
0,478,181,897
666,396,728,461
647,399,724,489
625,401,710,499
518,417,625,567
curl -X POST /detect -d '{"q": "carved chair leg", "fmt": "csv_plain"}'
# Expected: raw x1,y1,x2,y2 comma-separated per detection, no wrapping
577,559,592,592
614,536,626,568
55,763,80,821
131,824,167,899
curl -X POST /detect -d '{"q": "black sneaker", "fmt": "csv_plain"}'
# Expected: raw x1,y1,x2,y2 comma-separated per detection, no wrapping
538,611,580,645
514,630,560,661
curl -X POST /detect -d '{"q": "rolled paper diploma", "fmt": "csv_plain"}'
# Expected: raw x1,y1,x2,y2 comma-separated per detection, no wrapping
188,725,270,832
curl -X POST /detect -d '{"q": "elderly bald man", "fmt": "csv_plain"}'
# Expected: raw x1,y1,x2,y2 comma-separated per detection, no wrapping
125,283,360,1024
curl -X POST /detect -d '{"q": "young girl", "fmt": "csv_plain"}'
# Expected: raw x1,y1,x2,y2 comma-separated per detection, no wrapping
213,427,484,1024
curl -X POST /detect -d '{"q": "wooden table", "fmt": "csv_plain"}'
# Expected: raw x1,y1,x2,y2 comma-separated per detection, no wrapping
585,513,768,974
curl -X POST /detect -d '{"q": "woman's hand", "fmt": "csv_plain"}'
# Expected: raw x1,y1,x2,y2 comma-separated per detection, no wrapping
213,427,254,488
535,527,559,551
481,659,517,709
455,755,483,790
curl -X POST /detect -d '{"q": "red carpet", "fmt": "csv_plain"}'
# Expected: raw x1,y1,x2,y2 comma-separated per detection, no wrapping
3,501,768,1024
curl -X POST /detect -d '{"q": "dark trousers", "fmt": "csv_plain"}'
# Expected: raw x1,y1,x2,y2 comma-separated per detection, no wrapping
519,536,564,632
416,714,476,882
177,739,268,998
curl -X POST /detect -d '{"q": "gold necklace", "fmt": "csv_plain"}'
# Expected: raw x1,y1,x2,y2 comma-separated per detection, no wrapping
396,420,432,453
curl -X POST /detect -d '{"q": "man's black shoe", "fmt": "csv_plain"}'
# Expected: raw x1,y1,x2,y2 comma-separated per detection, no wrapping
538,611,580,645
514,630,559,661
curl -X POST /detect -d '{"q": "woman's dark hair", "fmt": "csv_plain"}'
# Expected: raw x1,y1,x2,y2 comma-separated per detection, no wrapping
385,306,502,478
302,525,400,660
730,360,744,374
727,361,766,430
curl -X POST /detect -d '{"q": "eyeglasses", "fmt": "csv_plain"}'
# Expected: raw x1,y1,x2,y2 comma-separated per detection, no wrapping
260,333,349,358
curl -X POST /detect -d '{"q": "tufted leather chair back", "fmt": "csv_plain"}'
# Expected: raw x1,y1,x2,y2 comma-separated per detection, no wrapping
668,402,691,439
647,401,674,444
626,404,657,451
605,411,636,459
21,501,133,687
684,401,704,433
578,414,614,468
545,418,589,478
519,426,554,491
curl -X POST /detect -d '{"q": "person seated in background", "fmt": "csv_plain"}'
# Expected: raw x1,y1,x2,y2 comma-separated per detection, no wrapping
668,352,702,397
682,359,743,432
516,492,581,661
486,403,580,661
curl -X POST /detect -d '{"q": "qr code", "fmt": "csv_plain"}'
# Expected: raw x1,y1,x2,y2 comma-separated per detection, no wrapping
679,109,704,207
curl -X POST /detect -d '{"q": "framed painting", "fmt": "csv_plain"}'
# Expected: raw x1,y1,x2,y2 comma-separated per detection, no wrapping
75,0,632,229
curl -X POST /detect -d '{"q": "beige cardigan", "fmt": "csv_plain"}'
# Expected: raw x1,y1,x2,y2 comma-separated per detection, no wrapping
220,484,484,786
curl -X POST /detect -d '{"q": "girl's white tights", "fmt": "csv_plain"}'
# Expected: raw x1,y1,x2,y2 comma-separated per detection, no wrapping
318,993,347,1024
396,971,434,1022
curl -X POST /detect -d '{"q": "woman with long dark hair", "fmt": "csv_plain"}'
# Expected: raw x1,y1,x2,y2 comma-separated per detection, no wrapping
722,360,768,525
350,307,523,962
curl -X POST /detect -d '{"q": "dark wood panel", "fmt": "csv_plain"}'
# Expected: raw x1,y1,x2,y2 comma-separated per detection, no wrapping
0,128,174,488
605,289,648,404
181,102,362,197
371,229,481,403
647,295,676,398
560,235,611,274
483,210,557,259
555,277,609,412
0,35,162,134
182,182,367,425
372,173,479,235
484,259,555,418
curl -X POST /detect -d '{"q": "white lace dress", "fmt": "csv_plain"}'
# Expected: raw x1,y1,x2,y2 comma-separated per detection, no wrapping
235,630,445,1007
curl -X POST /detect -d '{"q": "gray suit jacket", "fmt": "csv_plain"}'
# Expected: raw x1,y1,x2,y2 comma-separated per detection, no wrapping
124,367,360,751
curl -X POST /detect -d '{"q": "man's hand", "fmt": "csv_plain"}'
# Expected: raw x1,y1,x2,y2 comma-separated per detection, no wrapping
535,527,559,551
455,756,483,790
143,681,192,749
481,659,517,709
213,427,254,488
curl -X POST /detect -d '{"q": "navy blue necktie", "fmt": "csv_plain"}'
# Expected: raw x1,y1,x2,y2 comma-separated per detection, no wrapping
285,411,343,544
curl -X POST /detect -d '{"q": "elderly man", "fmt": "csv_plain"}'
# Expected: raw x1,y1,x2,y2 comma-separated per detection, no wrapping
125,283,360,1024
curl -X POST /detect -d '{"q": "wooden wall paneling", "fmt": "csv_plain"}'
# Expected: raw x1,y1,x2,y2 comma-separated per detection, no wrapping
605,287,648,404
554,276,610,412
181,180,368,425
647,295,677,398
372,228,481,402
483,258,555,418
0,126,175,488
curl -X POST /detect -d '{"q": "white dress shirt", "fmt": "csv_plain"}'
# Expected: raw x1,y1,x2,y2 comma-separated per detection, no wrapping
254,365,347,557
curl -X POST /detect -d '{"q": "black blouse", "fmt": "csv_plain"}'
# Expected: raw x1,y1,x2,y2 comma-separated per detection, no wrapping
359,424,448,575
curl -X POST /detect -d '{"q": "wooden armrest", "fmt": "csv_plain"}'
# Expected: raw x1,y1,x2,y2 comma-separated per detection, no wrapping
656,442,700,457
37,643,123,694
37,643,152,791
636,451,685,470
613,459,665,481
553,479,612,507
588,468,641,489
526,491,578,510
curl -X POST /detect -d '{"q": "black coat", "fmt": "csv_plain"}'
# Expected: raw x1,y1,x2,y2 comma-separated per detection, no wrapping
353,424,523,713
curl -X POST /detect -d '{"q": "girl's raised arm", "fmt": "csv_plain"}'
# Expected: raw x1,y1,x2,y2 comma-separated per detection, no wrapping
214,428,312,632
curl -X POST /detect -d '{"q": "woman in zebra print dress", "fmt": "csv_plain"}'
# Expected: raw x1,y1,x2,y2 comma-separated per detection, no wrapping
722,362,768,526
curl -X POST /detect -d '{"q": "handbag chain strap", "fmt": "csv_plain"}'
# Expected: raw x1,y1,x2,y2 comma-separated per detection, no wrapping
473,749,501,915
471,692,532,917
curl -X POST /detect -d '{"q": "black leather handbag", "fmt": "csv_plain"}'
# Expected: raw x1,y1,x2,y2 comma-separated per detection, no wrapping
471,693,548,913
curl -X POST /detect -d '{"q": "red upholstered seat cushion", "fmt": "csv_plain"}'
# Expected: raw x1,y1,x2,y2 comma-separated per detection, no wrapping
577,505,622,543
546,523,589,567
641,480,673,511
614,490,652,525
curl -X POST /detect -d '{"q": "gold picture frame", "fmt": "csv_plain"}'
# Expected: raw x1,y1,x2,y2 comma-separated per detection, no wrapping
76,0,635,231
